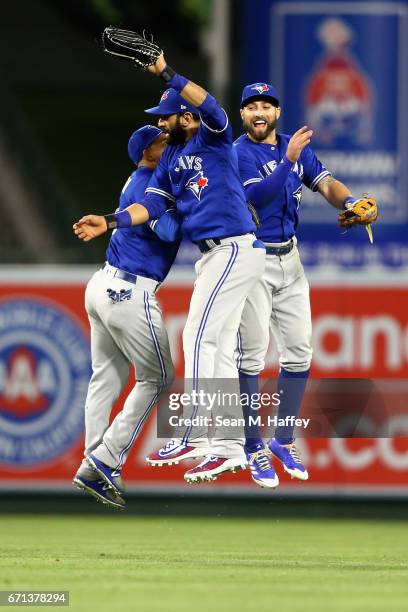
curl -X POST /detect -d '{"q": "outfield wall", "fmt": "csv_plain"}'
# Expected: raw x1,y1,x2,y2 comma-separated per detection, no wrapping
0,265,407,497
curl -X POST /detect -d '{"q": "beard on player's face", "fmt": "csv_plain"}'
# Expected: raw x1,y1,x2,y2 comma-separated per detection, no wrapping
166,115,187,145
243,115,278,142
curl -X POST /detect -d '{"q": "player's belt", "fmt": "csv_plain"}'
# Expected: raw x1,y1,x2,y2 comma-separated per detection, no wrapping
196,234,249,253
196,238,222,253
265,239,294,256
102,263,159,291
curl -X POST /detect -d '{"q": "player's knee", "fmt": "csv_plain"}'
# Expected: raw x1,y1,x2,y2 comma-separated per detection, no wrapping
237,332,269,376
280,346,312,372
147,360,175,391
238,356,265,376
163,362,175,388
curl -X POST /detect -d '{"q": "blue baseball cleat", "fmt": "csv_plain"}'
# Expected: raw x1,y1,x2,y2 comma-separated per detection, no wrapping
268,439,309,480
86,454,125,495
73,472,125,510
246,447,279,489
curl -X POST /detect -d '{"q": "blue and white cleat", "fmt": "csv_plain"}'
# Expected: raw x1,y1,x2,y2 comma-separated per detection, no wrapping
86,454,125,495
268,439,309,481
146,438,210,466
73,472,125,510
246,448,279,489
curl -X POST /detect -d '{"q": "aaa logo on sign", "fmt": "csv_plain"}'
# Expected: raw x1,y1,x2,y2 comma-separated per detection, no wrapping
0,298,91,466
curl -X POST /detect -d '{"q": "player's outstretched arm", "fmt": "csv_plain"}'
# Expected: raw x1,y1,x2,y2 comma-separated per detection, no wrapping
150,209,183,242
147,47,228,133
147,54,207,108
316,176,354,210
316,177,378,242
73,204,149,242
102,28,225,130
73,215,107,242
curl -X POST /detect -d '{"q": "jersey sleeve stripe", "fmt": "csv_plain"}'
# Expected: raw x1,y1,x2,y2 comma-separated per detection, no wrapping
200,108,229,134
310,170,331,191
145,187,176,202
243,178,263,187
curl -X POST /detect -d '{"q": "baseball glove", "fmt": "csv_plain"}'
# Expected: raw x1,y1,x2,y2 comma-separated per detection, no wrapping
338,196,378,228
102,27,162,69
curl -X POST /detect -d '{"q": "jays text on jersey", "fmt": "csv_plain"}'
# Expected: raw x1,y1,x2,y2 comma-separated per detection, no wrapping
106,166,180,282
233,133,331,242
142,95,256,242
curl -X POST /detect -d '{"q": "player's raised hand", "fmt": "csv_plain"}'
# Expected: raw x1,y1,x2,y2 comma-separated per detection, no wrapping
286,126,313,163
73,215,107,242
146,52,166,76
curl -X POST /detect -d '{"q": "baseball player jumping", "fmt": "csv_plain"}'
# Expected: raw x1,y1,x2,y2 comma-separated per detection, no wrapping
73,125,181,509
233,83,378,488
74,30,266,485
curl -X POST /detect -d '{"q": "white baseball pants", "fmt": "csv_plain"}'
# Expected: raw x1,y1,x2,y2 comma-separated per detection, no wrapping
237,241,312,375
180,234,266,458
82,265,174,470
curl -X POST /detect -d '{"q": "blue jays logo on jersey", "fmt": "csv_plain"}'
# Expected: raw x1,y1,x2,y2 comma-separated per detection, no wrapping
0,298,91,466
251,84,271,94
185,171,209,201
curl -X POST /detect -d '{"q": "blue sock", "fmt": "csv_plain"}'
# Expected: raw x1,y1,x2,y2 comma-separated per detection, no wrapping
239,372,264,453
275,368,310,445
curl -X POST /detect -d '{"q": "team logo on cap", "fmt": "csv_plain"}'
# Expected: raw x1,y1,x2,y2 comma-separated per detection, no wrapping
160,90,170,102
251,84,270,94
0,298,91,466
185,171,209,201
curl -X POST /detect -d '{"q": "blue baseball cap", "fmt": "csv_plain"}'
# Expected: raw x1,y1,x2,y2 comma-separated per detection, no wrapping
144,88,197,116
127,125,163,164
241,83,280,108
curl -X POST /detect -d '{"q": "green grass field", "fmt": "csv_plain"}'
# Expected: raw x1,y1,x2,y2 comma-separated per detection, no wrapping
0,515,407,612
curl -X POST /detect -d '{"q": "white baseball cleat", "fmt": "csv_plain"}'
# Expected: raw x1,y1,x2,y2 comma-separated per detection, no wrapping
184,455,247,484
146,438,210,466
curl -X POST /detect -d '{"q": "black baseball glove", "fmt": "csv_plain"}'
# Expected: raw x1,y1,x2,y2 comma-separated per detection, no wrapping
102,27,163,69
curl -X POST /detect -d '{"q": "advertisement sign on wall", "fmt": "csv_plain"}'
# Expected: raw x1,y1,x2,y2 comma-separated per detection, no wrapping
0,268,406,496
243,0,408,268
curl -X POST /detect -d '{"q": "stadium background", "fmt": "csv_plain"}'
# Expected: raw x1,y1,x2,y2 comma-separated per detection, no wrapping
0,2,407,610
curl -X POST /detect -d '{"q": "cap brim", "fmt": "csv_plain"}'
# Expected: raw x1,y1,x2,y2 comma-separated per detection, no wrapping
144,105,163,115
143,129,163,149
241,95,279,108
144,105,192,115
144,106,181,115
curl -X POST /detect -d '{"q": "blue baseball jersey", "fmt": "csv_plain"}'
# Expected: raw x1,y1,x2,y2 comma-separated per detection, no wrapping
106,166,180,282
234,133,331,242
142,95,256,242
